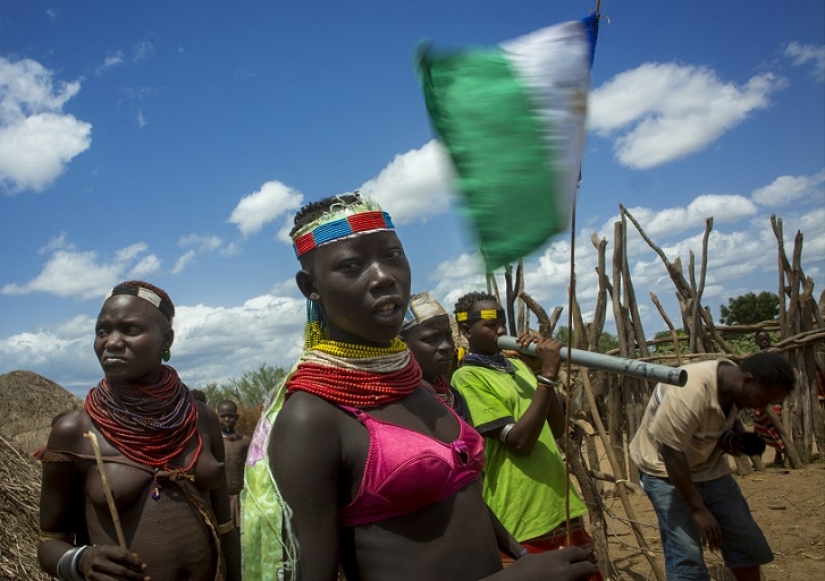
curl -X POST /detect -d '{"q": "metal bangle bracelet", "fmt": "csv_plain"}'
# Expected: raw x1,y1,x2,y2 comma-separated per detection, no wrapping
536,374,561,386
57,545,89,581
499,423,516,443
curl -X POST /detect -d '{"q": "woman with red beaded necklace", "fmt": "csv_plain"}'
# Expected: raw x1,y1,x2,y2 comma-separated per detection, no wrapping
38,281,241,581
241,193,595,581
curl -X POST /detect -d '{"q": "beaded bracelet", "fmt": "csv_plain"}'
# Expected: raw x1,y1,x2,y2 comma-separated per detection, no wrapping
56,545,88,581
536,374,561,387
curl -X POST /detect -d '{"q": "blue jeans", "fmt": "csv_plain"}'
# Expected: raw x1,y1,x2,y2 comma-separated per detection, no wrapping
640,472,773,580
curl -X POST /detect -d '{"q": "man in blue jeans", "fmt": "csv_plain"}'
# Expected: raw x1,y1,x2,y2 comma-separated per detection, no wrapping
629,352,795,580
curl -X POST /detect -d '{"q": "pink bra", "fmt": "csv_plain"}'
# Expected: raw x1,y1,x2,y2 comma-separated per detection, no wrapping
337,403,485,528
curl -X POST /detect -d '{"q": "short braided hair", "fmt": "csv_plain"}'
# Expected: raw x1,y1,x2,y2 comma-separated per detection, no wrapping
289,192,363,238
453,291,497,317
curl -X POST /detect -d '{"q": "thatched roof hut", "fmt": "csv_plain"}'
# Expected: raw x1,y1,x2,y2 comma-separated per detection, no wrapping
0,371,80,580
0,371,82,456
0,435,51,580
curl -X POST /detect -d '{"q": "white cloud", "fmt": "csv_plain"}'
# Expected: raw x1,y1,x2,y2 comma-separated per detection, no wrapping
0,293,310,396
172,250,196,275
169,234,238,275
137,110,146,128
589,62,785,169
596,194,758,243
229,181,304,237
751,169,825,206
0,57,91,193
359,139,457,225
427,253,488,309
96,51,125,75
133,41,155,62
0,239,160,299
784,42,825,82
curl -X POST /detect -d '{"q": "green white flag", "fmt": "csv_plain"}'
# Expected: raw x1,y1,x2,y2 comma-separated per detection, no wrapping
418,15,599,270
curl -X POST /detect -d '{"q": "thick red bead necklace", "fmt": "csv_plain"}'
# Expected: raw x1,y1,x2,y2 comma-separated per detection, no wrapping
85,365,202,472
286,341,423,407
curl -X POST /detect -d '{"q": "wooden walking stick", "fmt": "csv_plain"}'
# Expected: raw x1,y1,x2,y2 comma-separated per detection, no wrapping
84,431,127,549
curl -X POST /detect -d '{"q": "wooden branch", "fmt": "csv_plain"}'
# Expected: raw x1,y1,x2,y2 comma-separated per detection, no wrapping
622,205,691,299
519,291,550,337
579,364,666,581
650,292,684,366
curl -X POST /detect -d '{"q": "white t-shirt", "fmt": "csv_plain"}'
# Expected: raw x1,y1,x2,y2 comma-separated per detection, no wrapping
629,359,737,481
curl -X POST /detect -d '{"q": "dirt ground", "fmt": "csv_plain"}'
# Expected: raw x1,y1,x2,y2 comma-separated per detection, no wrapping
598,459,825,581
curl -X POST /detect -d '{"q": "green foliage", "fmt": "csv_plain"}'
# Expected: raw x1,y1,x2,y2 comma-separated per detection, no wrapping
197,363,288,409
553,326,619,352
650,328,689,355
199,382,225,408
719,291,780,325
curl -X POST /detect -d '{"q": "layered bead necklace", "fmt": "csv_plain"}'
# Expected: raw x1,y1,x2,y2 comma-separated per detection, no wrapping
85,365,202,472
286,337,423,407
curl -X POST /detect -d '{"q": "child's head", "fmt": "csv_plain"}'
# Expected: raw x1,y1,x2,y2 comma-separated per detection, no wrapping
453,291,506,356
400,292,454,381
217,400,239,432
291,193,410,347
754,330,772,351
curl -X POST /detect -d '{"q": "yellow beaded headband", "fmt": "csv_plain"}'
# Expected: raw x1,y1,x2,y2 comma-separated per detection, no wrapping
455,309,504,322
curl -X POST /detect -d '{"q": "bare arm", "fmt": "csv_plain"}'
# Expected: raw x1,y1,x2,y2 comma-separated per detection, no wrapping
480,546,596,581
38,412,147,581
269,395,343,581
660,444,722,550
495,335,564,453
487,506,525,560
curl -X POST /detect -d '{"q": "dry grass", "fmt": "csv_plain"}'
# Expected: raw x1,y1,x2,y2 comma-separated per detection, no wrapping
0,370,82,581
0,435,51,581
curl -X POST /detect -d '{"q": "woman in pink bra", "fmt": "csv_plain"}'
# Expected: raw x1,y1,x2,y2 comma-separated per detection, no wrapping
242,193,595,581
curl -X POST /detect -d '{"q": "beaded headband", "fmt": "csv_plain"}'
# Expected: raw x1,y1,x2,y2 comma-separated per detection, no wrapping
106,284,174,322
291,196,395,258
455,309,504,323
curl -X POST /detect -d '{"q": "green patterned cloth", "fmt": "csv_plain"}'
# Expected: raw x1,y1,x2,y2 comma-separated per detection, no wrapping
240,363,298,581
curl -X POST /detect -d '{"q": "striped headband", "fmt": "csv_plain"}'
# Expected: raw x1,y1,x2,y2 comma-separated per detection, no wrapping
455,309,504,323
106,284,174,321
291,196,395,258
402,291,448,332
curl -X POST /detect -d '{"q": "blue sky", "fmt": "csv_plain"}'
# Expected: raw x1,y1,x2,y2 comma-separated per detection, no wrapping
1,0,823,397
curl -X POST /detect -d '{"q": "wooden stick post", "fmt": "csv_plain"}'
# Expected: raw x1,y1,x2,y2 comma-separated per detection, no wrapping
84,431,127,549
579,370,666,581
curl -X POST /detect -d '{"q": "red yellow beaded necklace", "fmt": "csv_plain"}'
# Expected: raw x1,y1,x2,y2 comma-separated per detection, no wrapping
286,338,423,407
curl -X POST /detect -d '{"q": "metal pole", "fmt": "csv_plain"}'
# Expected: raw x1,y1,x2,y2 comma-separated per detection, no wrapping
497,336,687,386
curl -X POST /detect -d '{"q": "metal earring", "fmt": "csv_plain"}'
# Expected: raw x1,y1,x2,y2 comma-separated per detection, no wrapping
163,349,171,362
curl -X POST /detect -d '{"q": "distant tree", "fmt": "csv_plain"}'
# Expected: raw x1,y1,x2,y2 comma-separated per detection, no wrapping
554,326,619,353
718,291,780,325
199,382,225,408
196,364,288,410
222,363,287,409
649,328,688,355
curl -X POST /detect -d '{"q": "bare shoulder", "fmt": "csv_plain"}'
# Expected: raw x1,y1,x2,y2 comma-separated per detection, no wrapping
47,409,92,453
274,392,345,439
269,392,347,467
